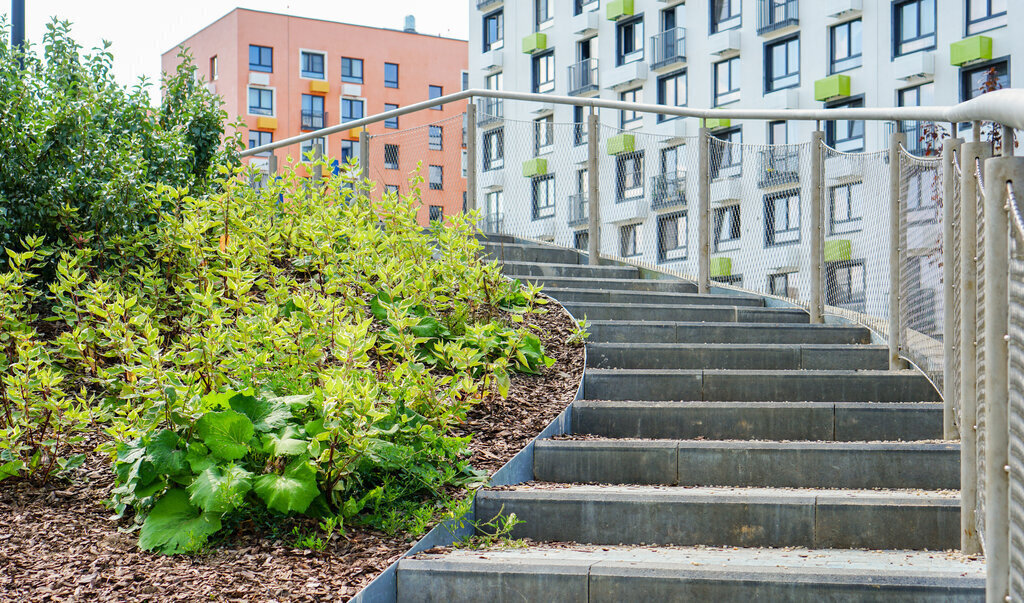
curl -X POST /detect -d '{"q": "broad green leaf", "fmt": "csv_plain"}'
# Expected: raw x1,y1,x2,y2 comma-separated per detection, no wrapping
194,411,254,461
138,489,223,555
253,460,319,514
185,442,214,473
262,426,309,457
0,460,24,481
188,465,253,513
146,429,186,475
229,395,292,433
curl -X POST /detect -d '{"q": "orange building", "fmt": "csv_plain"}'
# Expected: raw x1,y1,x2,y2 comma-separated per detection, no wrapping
162,8,469,224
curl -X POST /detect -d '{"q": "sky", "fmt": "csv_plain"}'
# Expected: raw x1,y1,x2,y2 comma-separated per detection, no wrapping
0,1,469,101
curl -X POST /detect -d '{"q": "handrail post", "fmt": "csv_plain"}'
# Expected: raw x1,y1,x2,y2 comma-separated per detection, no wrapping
809,130,824,323
359,129,369,182
942,135,963,439
268,152,278,176
313,143,323,181
697,126,711,294
466,102,478,214
586,109,601,266
983,154,1021,603
960,139,992,555
888,131,906,369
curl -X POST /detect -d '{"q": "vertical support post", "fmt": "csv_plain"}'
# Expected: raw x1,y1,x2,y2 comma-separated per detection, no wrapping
358,129,369,182
809,130,825,324
960,140,992,554
268,153,278,176
586,109,601,266
888,131,906,369
942,136,963,439
11,0,25,55
465,102,478,214
983,155,1022,603
312,143,323,181
697,126,711,294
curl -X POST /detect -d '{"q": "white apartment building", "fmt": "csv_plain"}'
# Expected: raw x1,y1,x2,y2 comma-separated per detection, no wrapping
468,0,1017,324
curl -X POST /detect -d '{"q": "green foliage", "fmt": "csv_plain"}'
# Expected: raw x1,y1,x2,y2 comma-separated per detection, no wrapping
451,506,527,550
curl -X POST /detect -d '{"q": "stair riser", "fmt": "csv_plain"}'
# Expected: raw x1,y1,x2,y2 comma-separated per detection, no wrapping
587,345,888,371
572,402,945,441
528,277,699,293
548,289,763,307
475,493,959,550
482,245,582,265
583,372,940,402
588,323,872,345
564,304,809,323
533,442,959,489
501,263,639,280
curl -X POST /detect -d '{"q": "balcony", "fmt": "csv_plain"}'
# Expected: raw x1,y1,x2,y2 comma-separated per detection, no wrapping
651,171,687,210
758,147,800,188
568,59,599,96
476,0,502,10
650,28,686,70
480,213,504,235
568,193,589,227
478,98,504,128
301,111,327,131
757,0,799,36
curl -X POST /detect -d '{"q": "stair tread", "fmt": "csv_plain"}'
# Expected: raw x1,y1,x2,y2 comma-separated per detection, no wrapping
483,483,959,502
586,368,925,376
563,301,803,310
587,320,864,328
589,342,888,350
538,438,958,450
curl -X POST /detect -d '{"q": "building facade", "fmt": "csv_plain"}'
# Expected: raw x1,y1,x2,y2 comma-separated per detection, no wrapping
468,0,1017,321
163,8,469,225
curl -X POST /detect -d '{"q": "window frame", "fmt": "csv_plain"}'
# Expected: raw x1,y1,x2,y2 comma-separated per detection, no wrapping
573,105,588,146
483,9,504,52
829,18,862,74
384,63,400,88
247,87,275,117
535,0,553,30
534,115,555,155
768,273,790,297
341,57,364,83
829,181,863,235
619,87,643,129
429,85,444,109
429,125,444,151
657,70,687,122
532,174,556,220
657,210,688,263
764,34,800,93
384,103,399,129
483,128,505,171
710,0,742,34
532,51,556,94
966,0,1007,36
616,15,645,66
710,126,743,179
247,130,272,156
574,0,600,16
299,50,326,80
764,190,801,247
341,97,365,123
429,205,444,223
300,94,326,131
249,45,273,73
960,56,1010,102
615,151,645,202
429,165,444,190
713,204,741,252
714,56,741,106
825,259,867,311
384,144,400,170
893,0,936,58
619,223,640,257
300,136,328,160
825,95,865,153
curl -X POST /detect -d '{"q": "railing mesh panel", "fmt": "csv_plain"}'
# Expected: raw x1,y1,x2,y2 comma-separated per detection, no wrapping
950,152,963,429
976,159,988,546
1010,197,1024,598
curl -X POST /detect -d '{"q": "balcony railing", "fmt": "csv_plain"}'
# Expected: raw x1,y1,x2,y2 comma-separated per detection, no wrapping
476,0,501,10
651,171,687,210
301,111,327,131
479,212,504,234
757,0,799,35
650,28,686,70
567,193,589,227
758,147,801,188
568,58,600,96
478,98,504,127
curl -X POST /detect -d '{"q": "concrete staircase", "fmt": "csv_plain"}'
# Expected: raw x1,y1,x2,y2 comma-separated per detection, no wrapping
397,239,984,601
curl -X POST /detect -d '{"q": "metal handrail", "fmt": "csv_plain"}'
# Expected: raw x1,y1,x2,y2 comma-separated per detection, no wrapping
241,87,1024,158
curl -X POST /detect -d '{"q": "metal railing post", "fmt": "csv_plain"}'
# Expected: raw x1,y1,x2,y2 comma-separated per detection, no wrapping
888,131,906,370
268,153,278,176
960,139,992,555
697,126,711,294
586,109,601,266
942,136,963,439
466,102,478,214
809,130,825,323
359,129,369,182
313,143,323,181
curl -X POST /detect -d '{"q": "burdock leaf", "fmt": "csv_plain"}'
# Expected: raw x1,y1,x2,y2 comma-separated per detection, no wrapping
138,489,222,555
194,411,254,461
187,465,253,513
253,460,319,514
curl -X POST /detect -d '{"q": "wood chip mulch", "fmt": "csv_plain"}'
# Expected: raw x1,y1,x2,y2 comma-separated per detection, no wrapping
0,295,584,602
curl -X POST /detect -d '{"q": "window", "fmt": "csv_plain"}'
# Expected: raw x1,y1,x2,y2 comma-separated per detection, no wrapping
574,0,599,15
768,273,790,297
429,125,443,151
714,57,740,106
484,128,504,171
711,0,742,33
967,0,1007,35
300,94,325,130
830,19,862,74
657,71,687,121
826,260,866,311
532,51,555,93
249,45,273,72
710,127,742,179
429,85,443,109
248,87,273,116
384,63,399,88
210,56,219,81
300,137,326,159
574,105,588,146
384,144,399,170
616,16,644,66
534,115,554,154
385,185,399,196
429,165,443,190
713,205,741,251
765,35,799,92
898,83,937,155
620,223,640,257
657,211,688,262
342,98,364,123
483,9,504,52
764,191,800,246
341,141,356,165
429,205,444,223
532,175,555,219
462,71,469,91
894,0,936,56
768,120,788,145
829,182,863,234
961,58,1010,102
248,130,272,155
300,51,325,79
574,230,589,251
825,97,864,152
341,57,363,83
535,0,553,30
619,87,643,129
384,103,399,129
616,151,645,201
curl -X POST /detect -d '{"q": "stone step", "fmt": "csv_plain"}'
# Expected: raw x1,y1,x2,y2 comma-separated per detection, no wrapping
533,439,959,489
500,261,640,280
587,343,889,370
572,401,944,441
482,242,582,265
474,233,518,245
545,287,763,308
588,320,873,344
563,302,809,323
397,546,985,602
523,275,699,293
473,485,959,550
583,369,939,402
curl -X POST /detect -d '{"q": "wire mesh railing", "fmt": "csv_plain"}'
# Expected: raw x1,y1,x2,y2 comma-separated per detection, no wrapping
977,158,989,548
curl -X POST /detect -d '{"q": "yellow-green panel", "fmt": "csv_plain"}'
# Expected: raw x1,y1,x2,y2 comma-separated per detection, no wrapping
606,0,634,20
522,158,548,178
606,133,636,155
950,35,993,66
825,239,852,263
522,32,548,54
814,74,851,101
704,118,731,130
710,257,732,277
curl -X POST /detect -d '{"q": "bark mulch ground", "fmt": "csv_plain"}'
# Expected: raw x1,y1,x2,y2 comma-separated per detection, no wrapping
0,295,584,602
